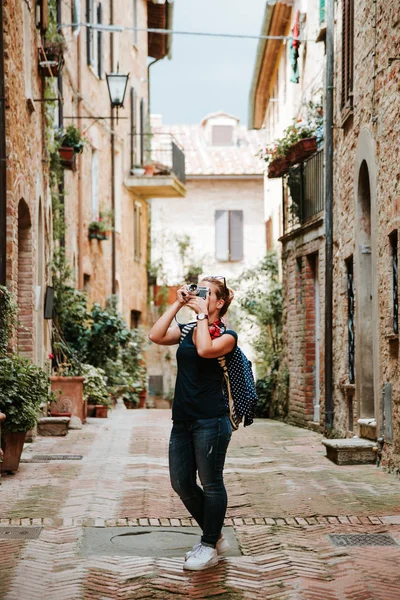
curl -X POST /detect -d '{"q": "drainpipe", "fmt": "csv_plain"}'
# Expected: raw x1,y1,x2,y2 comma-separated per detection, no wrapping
57,0,65,249
110,0,116,295
0,1,6,286
77,6,83,288
324,0,334,431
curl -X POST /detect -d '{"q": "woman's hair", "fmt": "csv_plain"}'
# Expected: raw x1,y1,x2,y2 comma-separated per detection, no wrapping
201,276,234,318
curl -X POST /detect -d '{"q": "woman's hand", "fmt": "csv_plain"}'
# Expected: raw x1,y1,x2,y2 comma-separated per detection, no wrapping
186,295,209,315
177,285,190,305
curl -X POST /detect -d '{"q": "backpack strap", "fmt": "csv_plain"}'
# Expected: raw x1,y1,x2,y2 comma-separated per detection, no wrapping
179,321,197,344
218,355,240,431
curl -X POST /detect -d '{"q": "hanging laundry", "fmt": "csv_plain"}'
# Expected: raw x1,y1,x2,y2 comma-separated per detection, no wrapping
290,10,300,84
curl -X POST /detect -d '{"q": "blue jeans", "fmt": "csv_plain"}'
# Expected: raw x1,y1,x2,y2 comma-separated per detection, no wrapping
169,415,232,547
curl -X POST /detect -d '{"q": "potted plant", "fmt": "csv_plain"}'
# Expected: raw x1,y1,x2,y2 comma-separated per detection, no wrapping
0,355,50,473
49,391,73,418
184,264,203,284
123,386,139,409
57,125,87,170
80,364,110,417
131,164,146,177
88,219,108,241
144,164,155,176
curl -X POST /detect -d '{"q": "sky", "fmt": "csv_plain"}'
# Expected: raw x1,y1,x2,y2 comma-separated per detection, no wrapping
150,0,267,126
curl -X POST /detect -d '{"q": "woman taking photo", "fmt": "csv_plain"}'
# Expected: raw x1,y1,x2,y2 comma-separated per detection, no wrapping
148,276,236,571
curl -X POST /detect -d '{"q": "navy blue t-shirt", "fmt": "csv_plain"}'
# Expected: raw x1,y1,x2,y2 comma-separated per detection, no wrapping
172,325,238,421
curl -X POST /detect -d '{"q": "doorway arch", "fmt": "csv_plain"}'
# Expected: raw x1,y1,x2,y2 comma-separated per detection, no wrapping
354,129,379,427
17,198,33,357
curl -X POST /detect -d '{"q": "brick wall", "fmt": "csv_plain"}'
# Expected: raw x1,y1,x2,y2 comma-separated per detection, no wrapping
281,225,325,429
4,0,52,364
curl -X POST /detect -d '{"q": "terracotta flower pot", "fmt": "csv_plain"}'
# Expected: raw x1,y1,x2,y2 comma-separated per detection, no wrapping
58,146,77,171
50,411,72,418
144,164,155,176
0,431,27,474
138,390,147,409
95,405,108,418
87,403,96,417
268,157,290,179
50,376,86,424
287,137,318,166
123,399,137,409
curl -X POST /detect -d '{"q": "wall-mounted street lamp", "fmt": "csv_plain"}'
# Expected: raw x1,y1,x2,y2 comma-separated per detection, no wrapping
106,66,129,123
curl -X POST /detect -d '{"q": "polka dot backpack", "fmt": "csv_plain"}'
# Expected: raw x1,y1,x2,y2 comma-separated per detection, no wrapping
217,346,258,431
180,322,258,430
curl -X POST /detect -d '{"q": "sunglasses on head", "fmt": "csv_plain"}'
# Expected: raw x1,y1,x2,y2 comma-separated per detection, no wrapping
205,276,228,297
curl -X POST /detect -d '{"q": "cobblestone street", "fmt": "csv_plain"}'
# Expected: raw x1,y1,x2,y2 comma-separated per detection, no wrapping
1,405,400,599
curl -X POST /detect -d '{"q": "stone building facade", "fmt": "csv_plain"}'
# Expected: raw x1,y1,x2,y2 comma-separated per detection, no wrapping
331,0,400,467
1,0,53,366
58,0,180,329
1,0,181,371
249,0,326,427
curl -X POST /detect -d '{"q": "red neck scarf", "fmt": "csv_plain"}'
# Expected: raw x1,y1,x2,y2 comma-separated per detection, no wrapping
208,319,225,340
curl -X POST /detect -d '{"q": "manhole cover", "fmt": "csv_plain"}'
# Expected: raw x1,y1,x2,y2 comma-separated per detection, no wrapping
20,454,83,462
81,526,241,558
328,534,397,547
0,527,42,540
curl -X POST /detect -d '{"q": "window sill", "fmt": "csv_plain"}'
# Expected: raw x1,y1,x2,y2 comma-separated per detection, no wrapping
339,105,354,129
339,382,355,390
385,332,399,342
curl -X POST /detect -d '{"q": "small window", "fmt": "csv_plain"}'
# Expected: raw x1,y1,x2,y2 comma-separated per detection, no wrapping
23,1,32,98
83,274,91,292
86,0,94,66
149,375,163,396
215,210,243,262
341,0,354,111
132,0,138,46
211,125,233,147
96,3,103,78
91,150,99,219
130,310,141,329
134,202,142,262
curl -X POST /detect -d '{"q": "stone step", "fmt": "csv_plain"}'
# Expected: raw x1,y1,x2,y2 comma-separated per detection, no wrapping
322,438,377,465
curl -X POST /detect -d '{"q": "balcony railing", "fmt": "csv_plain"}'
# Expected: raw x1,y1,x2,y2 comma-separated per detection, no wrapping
282,150,324,235
130,133,186,185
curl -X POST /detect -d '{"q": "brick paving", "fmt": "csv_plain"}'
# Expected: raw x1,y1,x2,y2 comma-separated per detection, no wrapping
1,406,400,599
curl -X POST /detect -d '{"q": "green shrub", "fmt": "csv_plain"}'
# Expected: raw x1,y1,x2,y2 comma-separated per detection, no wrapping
80,363,110,406
0,355,50,432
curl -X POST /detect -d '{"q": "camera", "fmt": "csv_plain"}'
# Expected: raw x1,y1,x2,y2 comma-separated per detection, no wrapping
186,284,209,299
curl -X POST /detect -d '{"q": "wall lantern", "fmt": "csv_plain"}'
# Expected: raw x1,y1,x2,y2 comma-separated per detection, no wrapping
106,66,129,109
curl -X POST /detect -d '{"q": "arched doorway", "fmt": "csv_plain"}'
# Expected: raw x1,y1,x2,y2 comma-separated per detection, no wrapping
356,161,374,419
17,199,33,357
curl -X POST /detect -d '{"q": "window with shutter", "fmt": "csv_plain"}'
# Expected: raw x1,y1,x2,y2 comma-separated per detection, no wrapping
86,0,95,67
72,0,81,35
341,0,354,111
91,150,99,219
97,3,103,78
134,202,142,262
130,87,136,170
133,0,138,46
230,211,244,261
215,210,244,262
139,98,145,165
215,211,230,261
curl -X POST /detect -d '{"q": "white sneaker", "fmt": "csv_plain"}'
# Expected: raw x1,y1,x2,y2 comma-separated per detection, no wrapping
183,543,218,571
185,534,231,561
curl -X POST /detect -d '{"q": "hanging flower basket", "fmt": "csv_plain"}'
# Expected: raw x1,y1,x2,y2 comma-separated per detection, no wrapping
267,157,290,179
58,146,77,171
286,137,318,166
